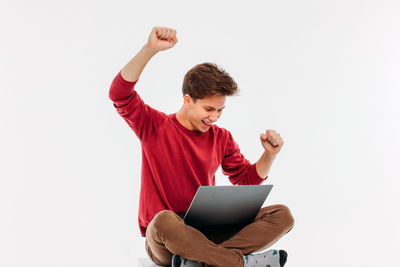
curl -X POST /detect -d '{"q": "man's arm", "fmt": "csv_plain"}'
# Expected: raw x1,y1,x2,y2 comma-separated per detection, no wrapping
255,152,276,179
120,26,178,83
108,26,178,141
120,45,158,82
221,131,265,185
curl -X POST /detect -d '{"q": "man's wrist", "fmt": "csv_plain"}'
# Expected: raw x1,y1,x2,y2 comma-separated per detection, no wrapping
263,151,277,160
142,44,159,55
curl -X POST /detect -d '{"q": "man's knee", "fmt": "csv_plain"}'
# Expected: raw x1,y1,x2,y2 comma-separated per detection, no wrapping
150,210,180,233
274,204,295,232
260,204,294,232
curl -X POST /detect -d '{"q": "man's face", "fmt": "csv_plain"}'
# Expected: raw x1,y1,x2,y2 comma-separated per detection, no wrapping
185,94,226,132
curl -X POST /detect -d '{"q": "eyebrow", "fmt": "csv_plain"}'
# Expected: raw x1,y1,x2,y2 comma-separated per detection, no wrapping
204,105,225,110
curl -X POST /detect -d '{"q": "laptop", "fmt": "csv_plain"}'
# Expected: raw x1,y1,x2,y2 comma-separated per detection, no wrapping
183,185,273,228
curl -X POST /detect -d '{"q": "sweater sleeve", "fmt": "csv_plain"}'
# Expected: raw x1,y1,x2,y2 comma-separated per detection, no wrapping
108,71,168,141
221,131,266,185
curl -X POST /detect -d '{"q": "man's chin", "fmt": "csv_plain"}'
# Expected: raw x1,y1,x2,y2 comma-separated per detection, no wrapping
199,124,211,132
196,127,209,133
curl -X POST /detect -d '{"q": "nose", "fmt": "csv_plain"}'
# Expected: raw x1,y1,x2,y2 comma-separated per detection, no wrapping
210,112,218,122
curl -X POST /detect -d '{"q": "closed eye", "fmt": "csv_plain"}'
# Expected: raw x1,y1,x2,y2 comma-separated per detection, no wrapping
204,106,225,112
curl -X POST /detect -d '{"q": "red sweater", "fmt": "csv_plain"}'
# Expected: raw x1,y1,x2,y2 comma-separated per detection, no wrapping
109,71,266,236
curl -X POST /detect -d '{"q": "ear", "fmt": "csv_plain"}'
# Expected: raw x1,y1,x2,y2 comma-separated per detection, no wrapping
183,94,192,107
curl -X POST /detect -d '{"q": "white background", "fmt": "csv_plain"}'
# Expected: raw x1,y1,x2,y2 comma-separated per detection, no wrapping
1,0,399,266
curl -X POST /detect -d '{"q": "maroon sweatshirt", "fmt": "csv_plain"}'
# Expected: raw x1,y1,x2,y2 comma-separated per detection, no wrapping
109,71,266,236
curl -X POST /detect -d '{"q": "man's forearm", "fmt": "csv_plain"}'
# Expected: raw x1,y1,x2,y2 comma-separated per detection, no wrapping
255,151,276,179
121,44,158,82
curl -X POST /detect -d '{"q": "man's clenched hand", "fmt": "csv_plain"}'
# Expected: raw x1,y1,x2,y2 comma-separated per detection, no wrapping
260,129,284,157
146,26,178,52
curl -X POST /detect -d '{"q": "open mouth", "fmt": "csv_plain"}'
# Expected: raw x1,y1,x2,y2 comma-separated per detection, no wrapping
202,120,212,127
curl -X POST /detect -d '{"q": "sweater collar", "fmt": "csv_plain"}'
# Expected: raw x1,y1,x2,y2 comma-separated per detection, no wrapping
171,113,207,136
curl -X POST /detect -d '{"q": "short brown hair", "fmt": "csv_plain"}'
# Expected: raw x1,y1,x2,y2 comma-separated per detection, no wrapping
182,62,239,102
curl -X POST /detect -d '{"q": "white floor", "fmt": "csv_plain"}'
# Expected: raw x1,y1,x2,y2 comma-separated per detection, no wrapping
138,257,167,267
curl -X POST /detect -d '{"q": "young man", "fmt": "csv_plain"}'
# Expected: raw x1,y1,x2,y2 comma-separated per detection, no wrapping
109,26,294,267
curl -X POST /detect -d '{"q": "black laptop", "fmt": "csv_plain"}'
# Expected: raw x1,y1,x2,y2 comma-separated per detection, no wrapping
183,185,273,228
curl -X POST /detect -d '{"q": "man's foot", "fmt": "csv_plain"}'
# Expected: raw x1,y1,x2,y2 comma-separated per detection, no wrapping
243,249,288,267
172,254,204,267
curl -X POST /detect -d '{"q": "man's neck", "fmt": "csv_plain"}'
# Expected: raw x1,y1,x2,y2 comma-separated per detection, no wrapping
176,108,194,130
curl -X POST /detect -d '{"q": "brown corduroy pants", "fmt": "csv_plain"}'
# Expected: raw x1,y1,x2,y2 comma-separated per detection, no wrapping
145,204,294,267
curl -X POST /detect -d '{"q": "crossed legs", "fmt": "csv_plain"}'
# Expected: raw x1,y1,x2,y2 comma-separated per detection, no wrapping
145,204,294,267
